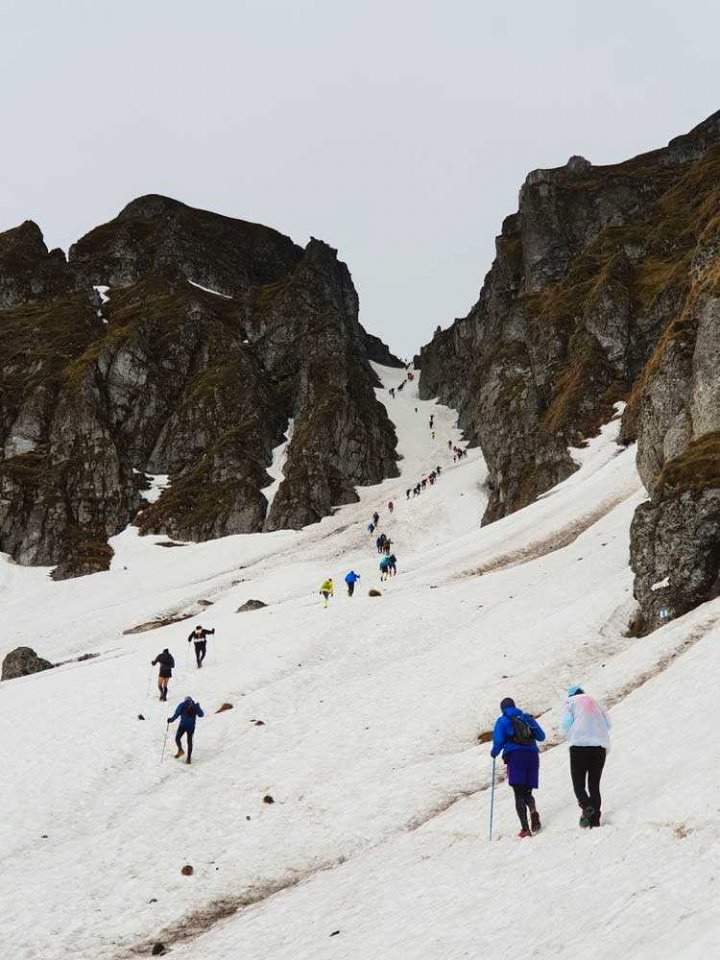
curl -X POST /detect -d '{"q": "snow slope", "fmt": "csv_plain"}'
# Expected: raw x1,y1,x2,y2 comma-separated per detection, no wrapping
1,365,718,960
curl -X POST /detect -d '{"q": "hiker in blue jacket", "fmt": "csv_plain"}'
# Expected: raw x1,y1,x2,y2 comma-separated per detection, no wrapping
490,697,546,837
168,696,204,764
345,570,361,597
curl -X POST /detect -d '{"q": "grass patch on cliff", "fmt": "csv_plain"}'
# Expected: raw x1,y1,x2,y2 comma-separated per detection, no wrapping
657,432,720,493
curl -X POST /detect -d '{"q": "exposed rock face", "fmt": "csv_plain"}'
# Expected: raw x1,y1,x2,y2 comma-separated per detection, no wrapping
0,197,398,576
419,112,720,630
0,221,71,308
360,325,405,368
2,646,54,681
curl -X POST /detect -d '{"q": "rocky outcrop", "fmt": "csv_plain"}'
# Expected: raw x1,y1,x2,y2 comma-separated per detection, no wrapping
2,646,54,681
0,197,398,576
0,221,72,308
419,111,720,630
360,325,405,368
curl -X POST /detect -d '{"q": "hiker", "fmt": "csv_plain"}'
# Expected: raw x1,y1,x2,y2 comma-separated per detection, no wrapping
188,625,215,669
368,521,375,534
388,553,397,576
345,570,361,597
383,537,392,556
406,488,411,500
389,387,395,398
319,577,334,608
448,440,452,449
151,648,175,701
561,685,611,828
168,696,204,764
388,500,394,513
376,533,386,554
379,556,390,581
490,697,546,837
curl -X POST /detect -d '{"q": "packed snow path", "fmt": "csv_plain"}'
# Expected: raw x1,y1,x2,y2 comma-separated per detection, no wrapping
0,365,716,959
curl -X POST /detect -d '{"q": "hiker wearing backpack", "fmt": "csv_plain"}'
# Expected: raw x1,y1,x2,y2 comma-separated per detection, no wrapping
168,696,204,764
151,648,175,701
561,685,611,828
344,570,361,596
490,697,546,837
188,625,215,669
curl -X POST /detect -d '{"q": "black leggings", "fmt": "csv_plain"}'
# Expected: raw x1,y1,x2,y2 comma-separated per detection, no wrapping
176,727,194,760
194,640,207,665
570,746,606,822
511,784,535,830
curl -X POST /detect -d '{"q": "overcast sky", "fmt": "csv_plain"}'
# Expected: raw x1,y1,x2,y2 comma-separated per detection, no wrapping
2,0,717,356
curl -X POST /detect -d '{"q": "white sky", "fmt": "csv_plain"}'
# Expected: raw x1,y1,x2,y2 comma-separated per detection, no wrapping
2,0,717,356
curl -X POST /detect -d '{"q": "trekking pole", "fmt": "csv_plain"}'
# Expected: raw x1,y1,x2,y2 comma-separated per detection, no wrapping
160,722,169,764
146,667,153,699
488,756,497,841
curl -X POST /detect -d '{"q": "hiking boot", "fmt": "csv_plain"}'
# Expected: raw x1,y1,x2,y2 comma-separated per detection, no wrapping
579,805,595,828
530,810,541,833
186,757,192,765
518,828,532,838
174,749,185,759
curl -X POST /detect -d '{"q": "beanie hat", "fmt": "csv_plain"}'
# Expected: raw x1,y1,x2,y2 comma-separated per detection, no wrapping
567,684,584,697
500,697,515,711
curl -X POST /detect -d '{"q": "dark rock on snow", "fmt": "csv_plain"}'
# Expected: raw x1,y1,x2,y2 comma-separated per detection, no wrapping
0,196,399,577
236,599,267,613
2,646,54,681
419,110,720,632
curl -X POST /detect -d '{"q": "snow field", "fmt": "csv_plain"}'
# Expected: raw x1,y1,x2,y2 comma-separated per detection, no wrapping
0,364,716,958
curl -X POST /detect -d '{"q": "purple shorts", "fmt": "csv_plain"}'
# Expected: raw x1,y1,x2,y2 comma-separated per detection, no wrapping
506,750,539,789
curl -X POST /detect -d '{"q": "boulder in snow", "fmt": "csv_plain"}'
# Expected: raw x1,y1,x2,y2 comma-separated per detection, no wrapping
237,599,267,613
1,646,54,681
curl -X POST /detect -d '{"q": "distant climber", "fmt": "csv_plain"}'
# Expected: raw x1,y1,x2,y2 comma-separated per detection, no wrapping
368,522,375,534
168,696,204,764
372,511,380,526
490,697,546,837
388,500,394,513
406,488,411,499
376,533,387,554
188,625,215,669
389,387,395,398
151,649,175,701
319,578,334,608
345,570,361,597
388,553,397,576
379,556,390,581
561,685,611,828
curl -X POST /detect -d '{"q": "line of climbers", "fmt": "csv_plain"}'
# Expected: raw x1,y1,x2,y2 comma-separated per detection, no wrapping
149,625,215,764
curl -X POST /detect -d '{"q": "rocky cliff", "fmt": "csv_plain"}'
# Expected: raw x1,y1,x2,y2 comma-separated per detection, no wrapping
0,196,398,577
419,112,720,633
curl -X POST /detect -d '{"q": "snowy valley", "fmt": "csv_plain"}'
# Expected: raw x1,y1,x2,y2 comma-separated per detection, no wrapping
2,364,718,959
